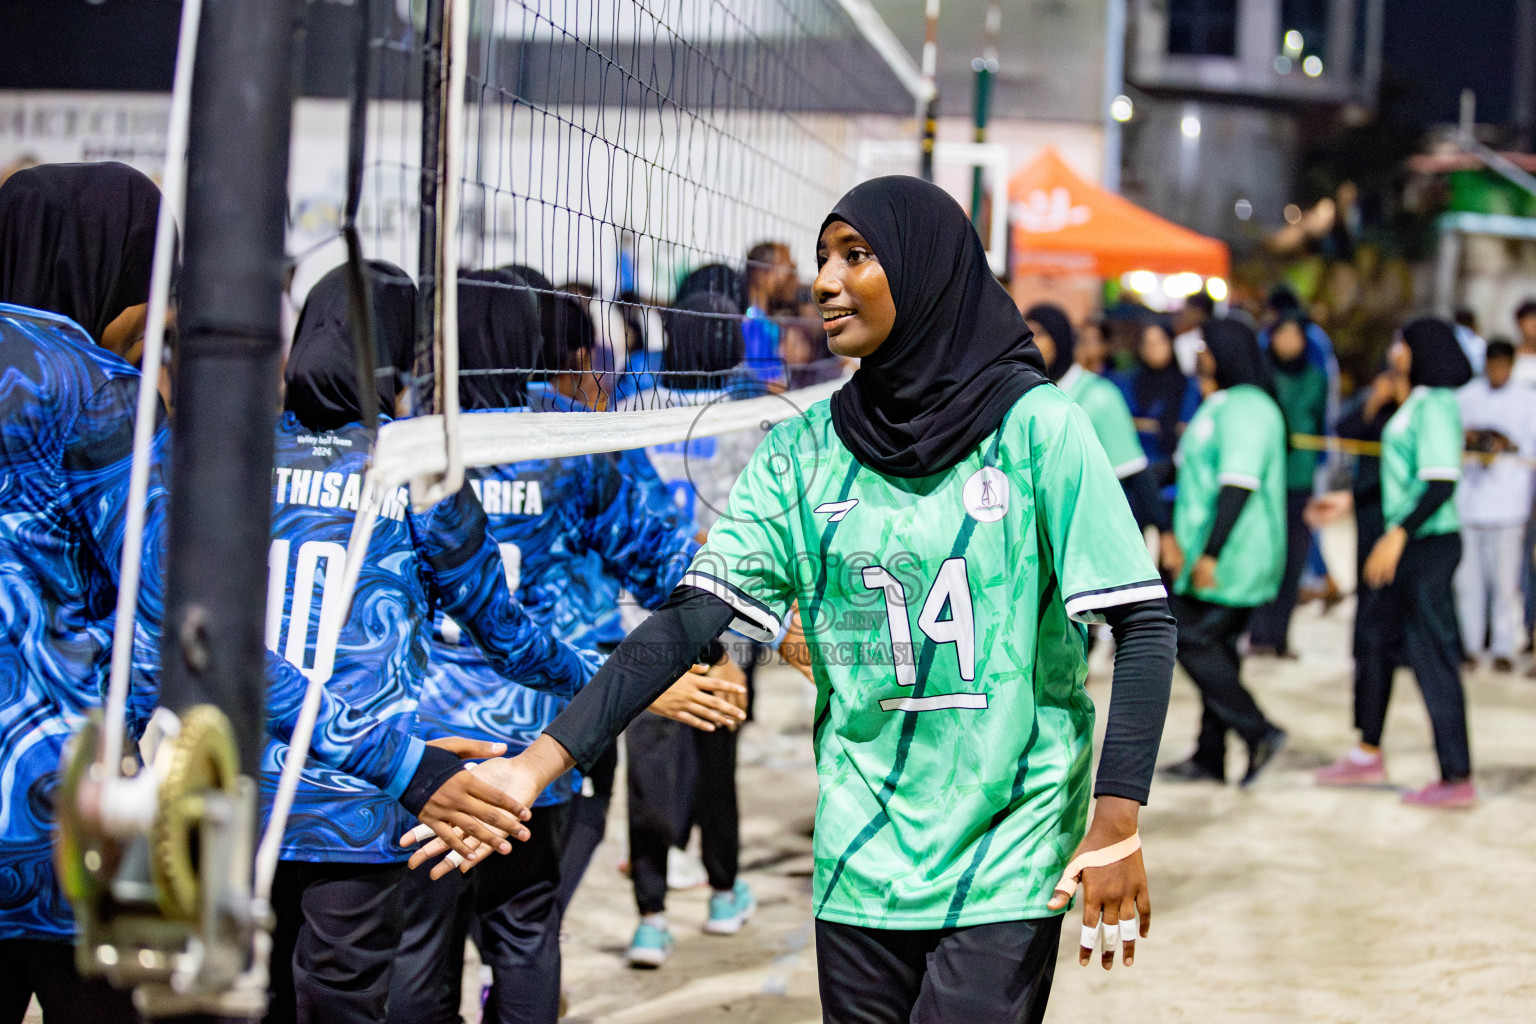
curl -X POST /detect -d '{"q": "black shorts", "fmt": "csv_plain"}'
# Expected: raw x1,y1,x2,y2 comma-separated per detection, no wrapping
814,915,1063,1024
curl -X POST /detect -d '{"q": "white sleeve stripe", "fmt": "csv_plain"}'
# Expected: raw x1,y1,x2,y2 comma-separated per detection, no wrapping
1216,472,1261,490
1064,583,1168,623
680,572,780,642
1417,467,1461,481
1112,454,1150,480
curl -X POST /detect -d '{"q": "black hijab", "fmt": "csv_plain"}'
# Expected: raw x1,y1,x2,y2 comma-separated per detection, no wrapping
664,292,746,391
285,261,416,432
0,161,161,345
1131,318,1189,451
823,176,1048,478
676,263,743,308
1202,317,1274,395
458,268,542,410
1401,317,1473,388
1024,303,1076,382
1266,309,1312,375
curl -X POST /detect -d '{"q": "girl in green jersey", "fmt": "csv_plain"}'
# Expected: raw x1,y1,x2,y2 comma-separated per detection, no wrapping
1027,302,1165,532
1159,319,1289,786
1316,318,1474,807
407,177,1178,1023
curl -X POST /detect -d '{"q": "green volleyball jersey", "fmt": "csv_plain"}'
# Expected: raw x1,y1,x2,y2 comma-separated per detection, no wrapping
1171,385,1287,608
687,386,1163,929
1381,386,1462,538
1058,365,1149,479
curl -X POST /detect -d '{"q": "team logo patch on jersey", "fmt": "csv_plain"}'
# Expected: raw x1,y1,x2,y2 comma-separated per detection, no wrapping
962,467,1009,523
814,499,858,522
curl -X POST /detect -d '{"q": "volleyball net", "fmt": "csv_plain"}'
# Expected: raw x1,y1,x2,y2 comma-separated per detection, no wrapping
324,0,921,431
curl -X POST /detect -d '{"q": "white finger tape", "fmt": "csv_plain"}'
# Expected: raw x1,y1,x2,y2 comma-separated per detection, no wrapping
1079,924,1099,951
1119,918,1138,943
1102,924,1120,950
407,761,477,844
444,850,465,868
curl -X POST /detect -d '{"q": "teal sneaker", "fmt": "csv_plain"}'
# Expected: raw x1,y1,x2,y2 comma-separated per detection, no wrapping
626,919,673,968
703,879,756,935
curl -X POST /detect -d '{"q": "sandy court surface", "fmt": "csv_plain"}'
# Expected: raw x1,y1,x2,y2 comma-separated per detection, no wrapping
552,597,1536,1024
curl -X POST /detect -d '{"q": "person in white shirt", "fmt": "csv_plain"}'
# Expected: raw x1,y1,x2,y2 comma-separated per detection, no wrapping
1172,292,1214,376
1453,307,1486,375
1455,339,1536,670
1513,300,1536,388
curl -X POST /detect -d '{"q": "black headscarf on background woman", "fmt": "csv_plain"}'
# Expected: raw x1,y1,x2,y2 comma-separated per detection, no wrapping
285,261,416,432
1400,317,1473,389
458,268,543,410
664,291,747,392
1266,308,1312,375
1130,317,1187,427
1024,302,1076,382
823,176,1047,478
1202,317,1275,396
0,162,161,345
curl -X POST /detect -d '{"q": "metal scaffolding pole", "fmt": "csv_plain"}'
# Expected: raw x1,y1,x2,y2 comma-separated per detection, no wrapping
919,0,940,182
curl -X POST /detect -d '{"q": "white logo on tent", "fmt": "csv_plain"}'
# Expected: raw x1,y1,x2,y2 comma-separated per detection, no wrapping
1012,187,1091,234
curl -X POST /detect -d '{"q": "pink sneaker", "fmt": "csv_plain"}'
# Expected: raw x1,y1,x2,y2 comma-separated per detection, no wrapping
1314,752,1386,787
1401,780,1476,808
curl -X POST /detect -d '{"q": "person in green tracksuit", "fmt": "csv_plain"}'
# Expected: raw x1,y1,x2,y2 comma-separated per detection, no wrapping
1249,309,1329,656
1159,318,1289,787
406,177,1180,1023
1026,303,1166,534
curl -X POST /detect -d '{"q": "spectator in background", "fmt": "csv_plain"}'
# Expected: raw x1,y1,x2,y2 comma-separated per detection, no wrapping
1513,299,1536,388
1453,307,1486,375
1249,310,1329,658
740,240,798,388
1172,291,1215,376
1078,317,1110,372
1113,318,1202,487
1454,340,1535,673
1312,359,1402,787
779,284,841,389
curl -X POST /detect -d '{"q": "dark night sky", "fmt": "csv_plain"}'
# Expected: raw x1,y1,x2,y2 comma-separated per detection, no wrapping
1383,0,1520,127
1,0,1532,132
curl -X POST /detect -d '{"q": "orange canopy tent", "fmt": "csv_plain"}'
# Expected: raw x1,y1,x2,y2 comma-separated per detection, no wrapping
1008,147,1229,279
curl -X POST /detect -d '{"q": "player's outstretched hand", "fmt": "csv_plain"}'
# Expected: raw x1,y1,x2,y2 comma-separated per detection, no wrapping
401,752,552,878
409,759,531,870
648,663,747,732
1047,795,1149,971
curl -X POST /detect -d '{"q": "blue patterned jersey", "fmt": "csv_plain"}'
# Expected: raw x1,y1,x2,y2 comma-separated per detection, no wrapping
263,411,601,862
0,305,467,939
0,304,168,940
418,418,697,805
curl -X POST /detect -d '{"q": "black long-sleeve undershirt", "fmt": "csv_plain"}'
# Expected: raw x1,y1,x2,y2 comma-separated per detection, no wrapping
546,586,732,772
1396,479,1455,537
545,586,1177,806
1094,599,1177,804
1202,485,1252,559
1121,466,1171,533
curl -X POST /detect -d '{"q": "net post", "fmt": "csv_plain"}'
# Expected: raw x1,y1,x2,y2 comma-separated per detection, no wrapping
161,0,293,778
